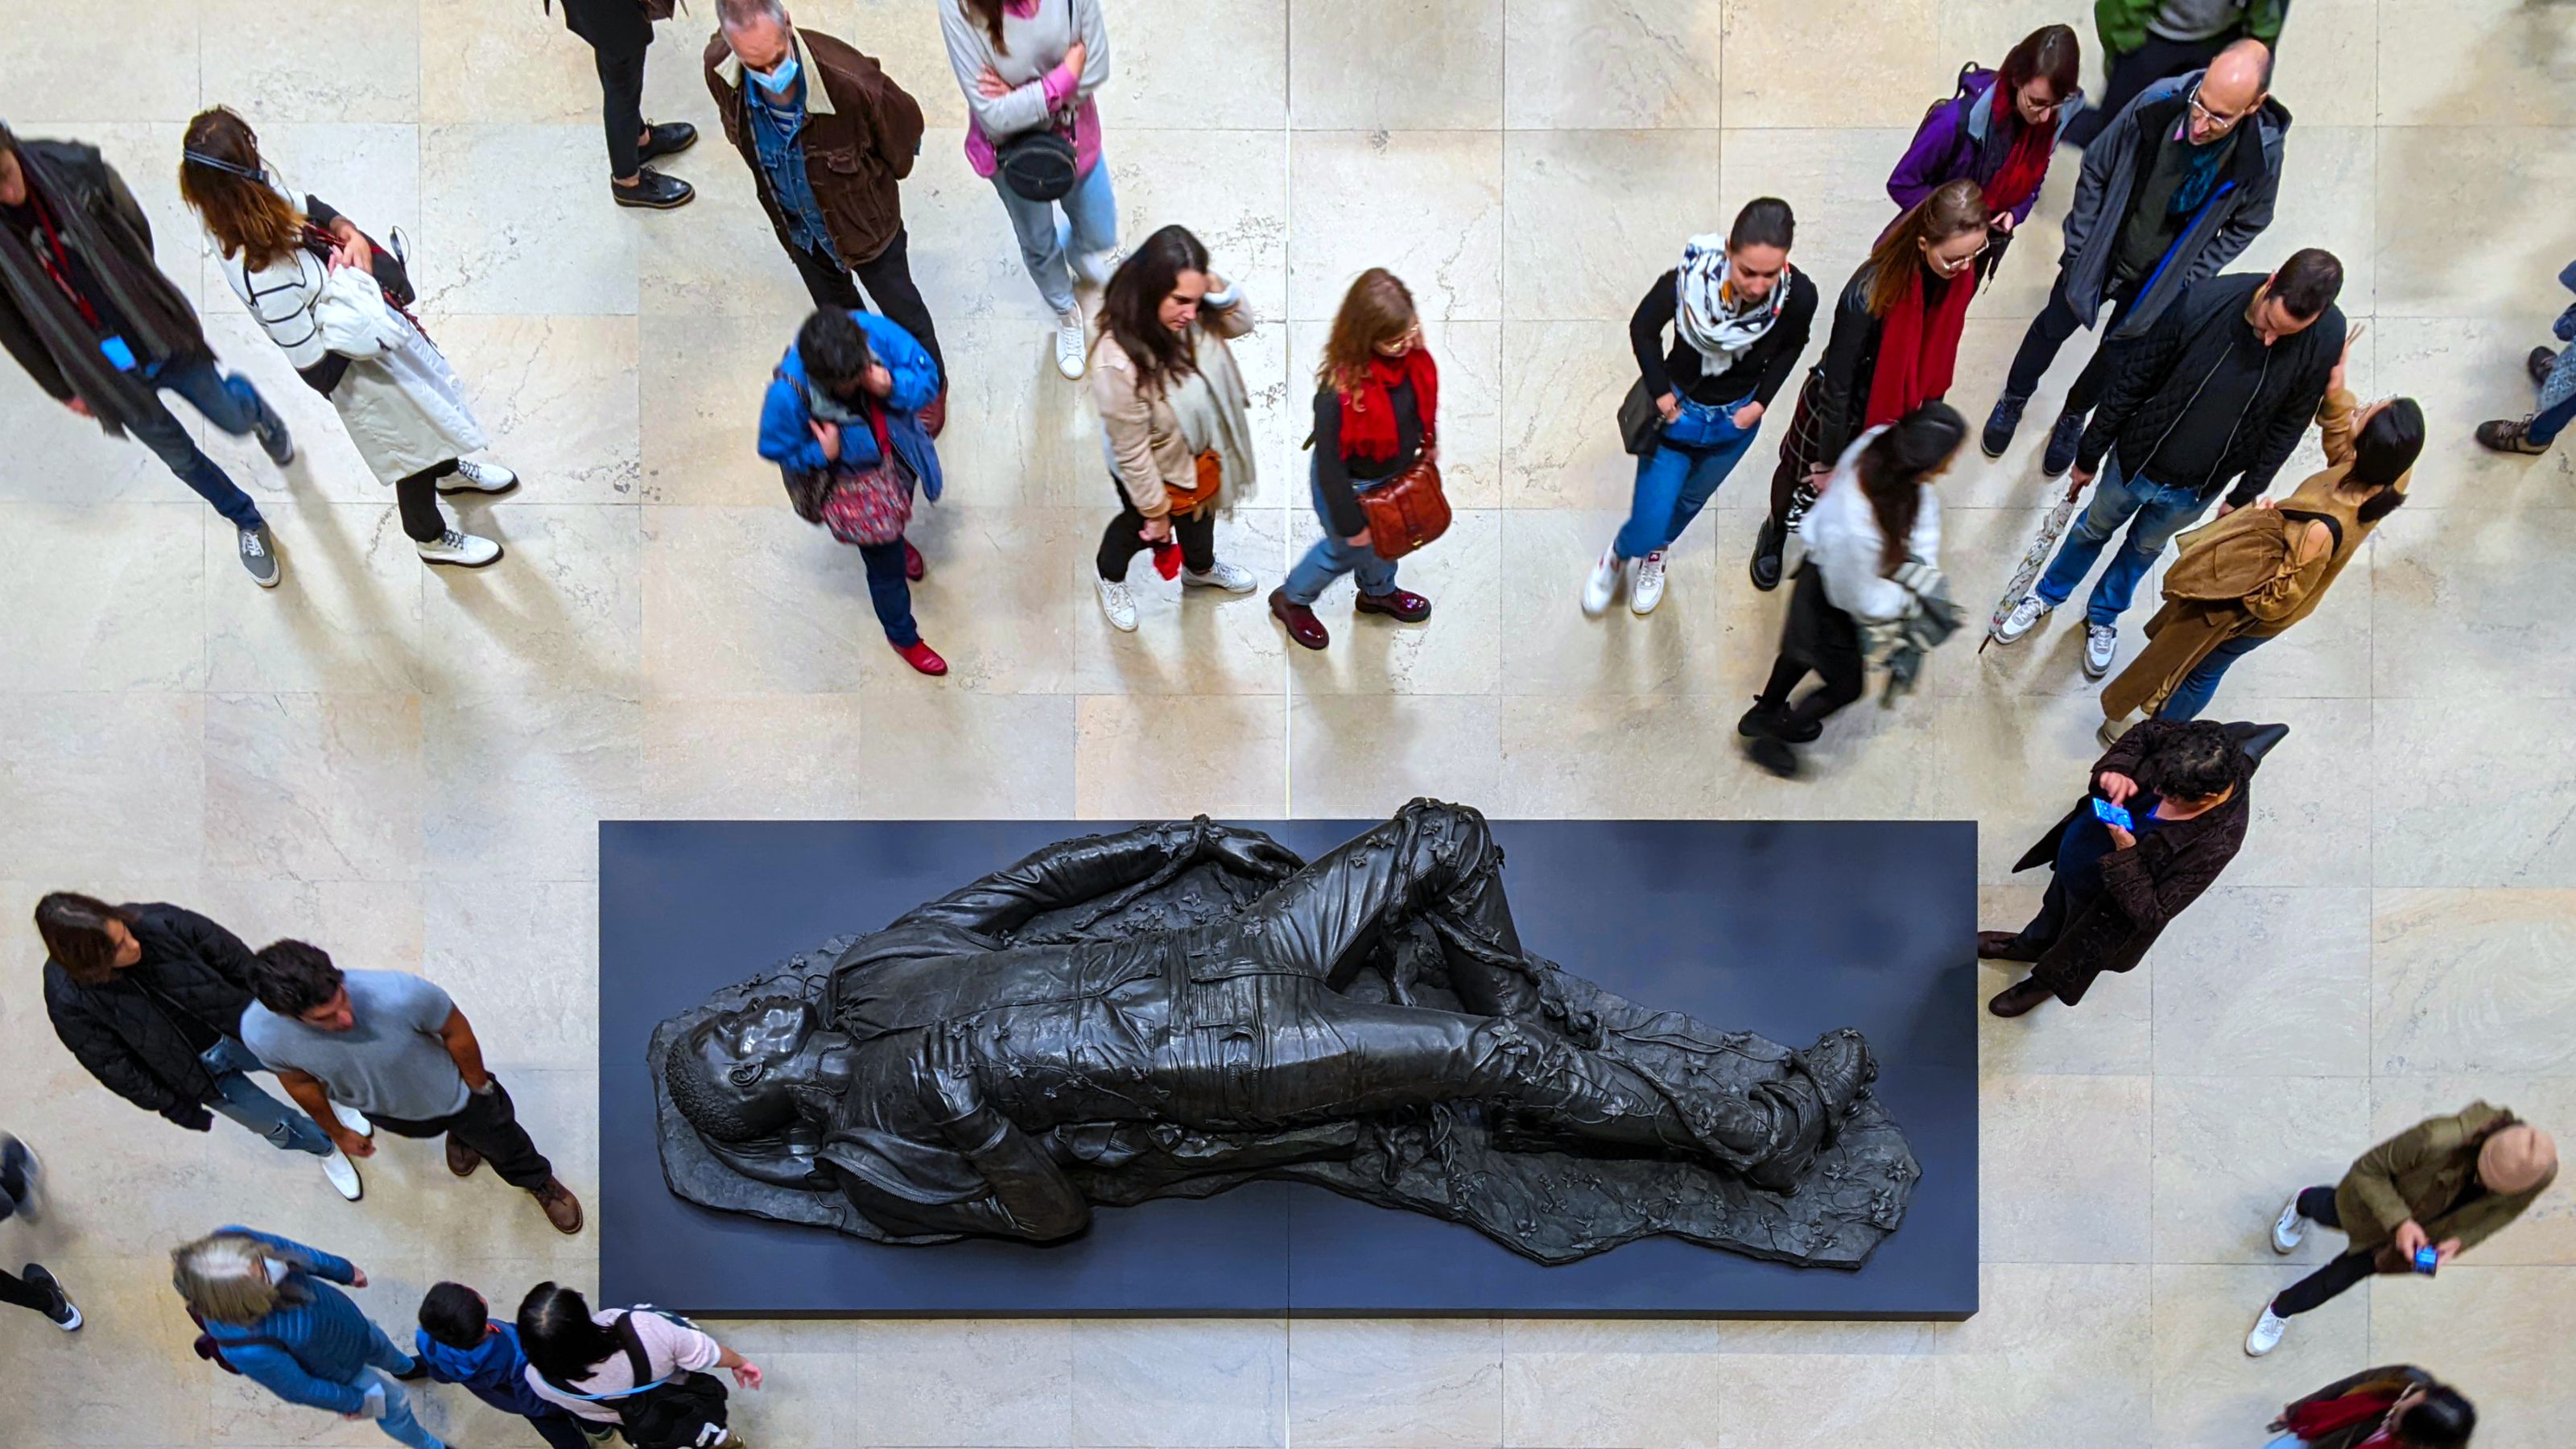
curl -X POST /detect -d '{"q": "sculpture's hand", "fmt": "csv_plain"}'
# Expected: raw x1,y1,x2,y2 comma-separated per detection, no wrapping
1203,827,1302,882
924,1022,986,1129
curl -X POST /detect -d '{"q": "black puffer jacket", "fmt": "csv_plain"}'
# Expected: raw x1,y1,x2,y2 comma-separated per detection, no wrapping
43,902,262,1117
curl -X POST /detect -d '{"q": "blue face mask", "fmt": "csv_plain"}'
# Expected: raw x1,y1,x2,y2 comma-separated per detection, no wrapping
750,53,800,97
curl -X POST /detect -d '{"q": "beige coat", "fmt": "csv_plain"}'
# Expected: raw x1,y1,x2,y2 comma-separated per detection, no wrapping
1090,299,1255,518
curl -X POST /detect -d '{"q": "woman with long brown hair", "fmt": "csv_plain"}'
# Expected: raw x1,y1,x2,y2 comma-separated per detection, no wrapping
1749,178,1988,591
180,107,513,569
1088,224,1260,633
1271,269,1437,650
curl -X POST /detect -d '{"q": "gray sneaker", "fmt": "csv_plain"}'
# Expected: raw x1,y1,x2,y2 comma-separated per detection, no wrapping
1992,592,2051,646
238,526,281,588
2083,622,2118,679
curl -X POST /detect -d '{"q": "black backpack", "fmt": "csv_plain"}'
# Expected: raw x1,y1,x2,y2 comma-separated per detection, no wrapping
544,1310,731,1449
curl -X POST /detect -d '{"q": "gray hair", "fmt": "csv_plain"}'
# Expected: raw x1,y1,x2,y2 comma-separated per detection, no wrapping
717,0,788,31
171,1232,299,1326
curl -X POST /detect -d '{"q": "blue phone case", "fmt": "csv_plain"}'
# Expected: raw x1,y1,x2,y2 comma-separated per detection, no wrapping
2090,797,2134,831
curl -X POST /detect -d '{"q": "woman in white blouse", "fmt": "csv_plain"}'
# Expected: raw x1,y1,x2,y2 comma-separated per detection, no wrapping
179,107,513,569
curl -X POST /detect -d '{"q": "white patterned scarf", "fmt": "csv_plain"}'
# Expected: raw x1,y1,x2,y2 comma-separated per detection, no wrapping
1674,233,1791,374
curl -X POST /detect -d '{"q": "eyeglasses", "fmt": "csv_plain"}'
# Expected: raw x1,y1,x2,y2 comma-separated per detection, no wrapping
1926,237,1991,276
2185,84,2253,133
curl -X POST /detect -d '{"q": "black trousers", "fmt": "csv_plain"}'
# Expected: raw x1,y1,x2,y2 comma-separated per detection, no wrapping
371,1080,554,1191
0,1265,54,1315
394,460,456,544
2062,32,2237,150
2004,268,2149,415
2273,1186,2381,1315
786,231,947,385
1098,475,1213,581
1754,564,1867,729
594,47,649,180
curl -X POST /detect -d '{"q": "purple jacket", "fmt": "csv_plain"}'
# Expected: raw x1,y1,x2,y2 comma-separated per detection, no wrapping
1885,66,2077,226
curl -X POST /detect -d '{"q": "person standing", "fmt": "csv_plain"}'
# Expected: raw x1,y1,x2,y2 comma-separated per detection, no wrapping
1739,404,1967,778
939,0,1114,380
552,0,700,207
1992,251,2345,678
2475,258,2576,456
415,1282,594,1449
1750,181,1988,591
0,124,295,586
2266,1368,2476,1449
2248,1106,2557,1356
174,1227,442,1448
1983,39,2289,475
706,0,945,428
241,941,584,1236
518,1282,763,1447
758,307,950,675
1090,225,1261,632
37,893,366,1201
181,109,513,570
2066,1,2286,151
1271,269,1439,650
1979,717,2264,1017
1585,199,1815,617
0,1135,80,1331
1886,27,2083,280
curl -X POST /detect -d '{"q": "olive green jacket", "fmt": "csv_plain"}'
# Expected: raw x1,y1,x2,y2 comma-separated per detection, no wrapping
2333,1101,2553,1255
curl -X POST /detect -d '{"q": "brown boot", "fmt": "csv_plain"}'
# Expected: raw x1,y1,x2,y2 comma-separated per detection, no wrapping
446,1136,482,1178
1976,931,2033,961
1987,976,2056,1018
533,1178,585,1235
2475,418,2549,455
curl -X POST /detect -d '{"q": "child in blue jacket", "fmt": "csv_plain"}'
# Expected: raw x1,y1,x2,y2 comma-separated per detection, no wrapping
173,1226,440,1449
417,1282,598,1449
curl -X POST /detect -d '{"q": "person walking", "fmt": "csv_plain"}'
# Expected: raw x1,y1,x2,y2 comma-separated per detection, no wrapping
758,306,949,675
1992,250,2345,678
37,892,366,1201
552,0,699,208
174,1227,442,1448
1983,39,2289,474
1271,268,1438,649
241,941,584,1235
1979,717,2268,1017
706,0,945,429
0,1135,80,1331
2099,378,2417,736
1585,199,1815,617
1886,25,2084,280
1739,403,1967,778
1090,224,1261,632
2248,1105,2557,1356
1749,181,1988,591
940,0,1114,381
415,1282,595,1449
518,1282,763,1447
2066,1,2286,151
0,124,295,587
2474,258,2576,457
2265,1368,2475,1449
181,109,512,571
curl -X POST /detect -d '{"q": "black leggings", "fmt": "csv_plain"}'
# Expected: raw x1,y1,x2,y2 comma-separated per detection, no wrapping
1097,475,1213,581
2273,1186,2377,1316
0,1265,56,1315
395,460,457,543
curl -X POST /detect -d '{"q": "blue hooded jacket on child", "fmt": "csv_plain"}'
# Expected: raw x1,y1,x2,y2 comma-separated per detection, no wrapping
756,309,944,502
417,1315,574,1423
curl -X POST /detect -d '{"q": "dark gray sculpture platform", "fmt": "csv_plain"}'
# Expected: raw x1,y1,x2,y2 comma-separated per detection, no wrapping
601,815,1977,1318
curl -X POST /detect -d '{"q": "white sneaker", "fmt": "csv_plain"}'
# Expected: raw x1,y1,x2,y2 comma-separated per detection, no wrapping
1095,576,1138,632
329,1101,374,1139
418,528,502,568
320,1146,364,1203
1992,592,2051,645
1182,560,1257,593
1580,547,1623,617
1054,312,1088,381
1629,550,1669,616
2083,622,2118,679
441,459,519,495
1071,248,1117,290
2244,1302,2289,1356
2271,1193,2307,1254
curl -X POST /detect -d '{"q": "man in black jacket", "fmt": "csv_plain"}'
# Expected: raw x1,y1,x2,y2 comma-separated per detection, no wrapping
36,894,365,1200
1992,250,2345,679
0,126,295,585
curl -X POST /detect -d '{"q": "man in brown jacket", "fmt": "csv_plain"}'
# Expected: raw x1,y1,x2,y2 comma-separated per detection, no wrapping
2247,1102,2558,1356
708,0,943,407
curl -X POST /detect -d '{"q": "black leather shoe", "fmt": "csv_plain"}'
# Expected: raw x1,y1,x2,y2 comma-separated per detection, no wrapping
1977,930,2033,961
612,167,695,209
1987,976,2056,1018
638,122,698,165
1748,517,1785,591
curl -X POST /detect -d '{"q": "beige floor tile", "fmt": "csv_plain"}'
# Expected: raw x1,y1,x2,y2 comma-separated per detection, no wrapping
1071,1318,1290,1447
205,502,428,694
641,692,869,819
0,1253,215,1444
1106,129,1290,320
831,1319,1078,1447
1287,0,1503,131
0,504,205,691
0,691,205,886
1719,2,1943,129
858,691,1077,816
2368,1075,2576,1265
1497,320,1645,510
2370,316,2576,510
1285,507,1501,695
2378,0,2576,129
1501,1319,1726,1448
1496,509,1731,695
2153,1075,2372,1265
1286,1318,1505,1449
637,312,795,508
1979,1072,2152,1262
2368,1265,2576,1449
425,878,598,1071
1505,0,1724,130
638,153,817,320
2370,889,2576,1077
419,124,642,316
1715,1350,1934,1448
1715,126,1918,300
419,503,642,697
437,315,642,505
2149,1263,2370,1447
1495,692,1728,816
1938,1262,2153,1443
2220,695,2373,889
1288,131,1505,321
1075,693,1288,818
2153,887,2373,1078
2372,696,2576,886
1505,130,1725,322
1097,0,1287,131
2375,126,2576,319
2372,504,2576,700
423,692,643,881
1,8,201,122
2235,125,2379,320
200,0,418,124
1287,694,1505,816
419,0,613,126
205,691,425,883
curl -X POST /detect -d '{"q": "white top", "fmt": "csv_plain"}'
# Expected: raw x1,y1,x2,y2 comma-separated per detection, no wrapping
1798,427,1942,623
213,167,331,370
523,1310,727,1426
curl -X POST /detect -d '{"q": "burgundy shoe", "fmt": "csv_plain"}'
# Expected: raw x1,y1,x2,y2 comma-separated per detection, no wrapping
920,389,947,440
1269,588,1328,650
1354,588,1432,623
892,639,947,676
1976,931,2033,962
903,539,926,581
1987,976,2055,1018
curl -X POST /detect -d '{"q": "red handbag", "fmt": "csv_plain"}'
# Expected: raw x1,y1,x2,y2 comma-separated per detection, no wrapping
1358,451,1451,560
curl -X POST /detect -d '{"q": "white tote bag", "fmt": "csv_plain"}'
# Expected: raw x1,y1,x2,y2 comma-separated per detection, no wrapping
312,262,399,360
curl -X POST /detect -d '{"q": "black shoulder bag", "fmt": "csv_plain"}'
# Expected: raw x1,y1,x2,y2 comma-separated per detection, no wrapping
545,1310,731,1449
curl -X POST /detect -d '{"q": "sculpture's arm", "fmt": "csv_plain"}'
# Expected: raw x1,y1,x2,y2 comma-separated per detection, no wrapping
886,819,1298,939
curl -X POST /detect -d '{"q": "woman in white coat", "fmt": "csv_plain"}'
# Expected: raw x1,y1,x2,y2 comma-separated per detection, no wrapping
179,108,510,568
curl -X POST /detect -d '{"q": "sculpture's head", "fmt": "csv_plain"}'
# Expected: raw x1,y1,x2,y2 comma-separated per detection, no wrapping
664,996,832,1143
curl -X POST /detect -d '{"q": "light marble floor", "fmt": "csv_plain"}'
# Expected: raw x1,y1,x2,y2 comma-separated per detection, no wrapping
3,1,2574,1445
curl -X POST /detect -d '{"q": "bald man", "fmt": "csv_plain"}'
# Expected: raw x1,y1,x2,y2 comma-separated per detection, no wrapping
1985,39,2289,477
2247,1103,2559,1356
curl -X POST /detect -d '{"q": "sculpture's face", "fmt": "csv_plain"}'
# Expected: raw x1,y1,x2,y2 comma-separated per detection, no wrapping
675,998,826,1139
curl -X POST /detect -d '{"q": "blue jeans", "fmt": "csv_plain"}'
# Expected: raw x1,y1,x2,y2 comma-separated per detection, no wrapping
991,159,1117,317
857,537,919,646
2530,343,2576,445
343,1322,439,1449
2035,460,2218,627
1285,456,1399,605
1613,397,1760,559
2155,632,2270,721
124,356,287,530
199,1038,333,1156
2262,1436,2303,1449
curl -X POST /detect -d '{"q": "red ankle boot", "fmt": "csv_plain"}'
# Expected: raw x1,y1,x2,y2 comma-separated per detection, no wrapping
903,539,926,581
892,639,947,675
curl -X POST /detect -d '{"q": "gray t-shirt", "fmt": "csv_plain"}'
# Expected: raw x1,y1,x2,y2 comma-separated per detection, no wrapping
2149,0,2255,43
242,970,470,1121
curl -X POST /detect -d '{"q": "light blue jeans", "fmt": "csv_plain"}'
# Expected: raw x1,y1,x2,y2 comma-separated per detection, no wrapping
1613,396,1761,559
990,159,1117,317
200,1038,333,1156
342,1320,439,1449
1284,456,1399,605
2261,1435,2303,1449
2035,459,2219,627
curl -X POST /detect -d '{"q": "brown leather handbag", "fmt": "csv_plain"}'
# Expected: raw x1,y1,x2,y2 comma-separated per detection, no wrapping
1359,449,1451,560
1162,448,1222,516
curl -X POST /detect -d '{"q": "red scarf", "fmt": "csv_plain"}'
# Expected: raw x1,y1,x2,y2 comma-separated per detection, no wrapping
2283,1389,2398,1442
1339,348,1439,462
1980,83,2055,217
1864,262,1977,428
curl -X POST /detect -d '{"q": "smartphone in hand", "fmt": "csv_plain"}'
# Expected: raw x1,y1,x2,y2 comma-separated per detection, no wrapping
2413,1245,2440,1276
2090,797,2135,832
